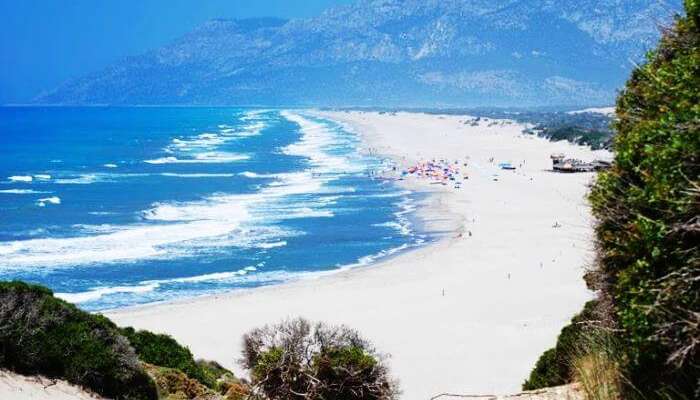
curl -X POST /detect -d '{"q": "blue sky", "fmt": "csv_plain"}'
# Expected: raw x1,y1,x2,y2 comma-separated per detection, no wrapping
0,0,353,103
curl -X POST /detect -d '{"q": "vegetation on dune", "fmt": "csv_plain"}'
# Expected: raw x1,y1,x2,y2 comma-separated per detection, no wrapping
523,301,602,390
0,281,248,400
0,281,158,400
587,1,699,397
143,363,248,400
526,1,699,397
242,318,398,400
120,327,216,389
535,125,612,150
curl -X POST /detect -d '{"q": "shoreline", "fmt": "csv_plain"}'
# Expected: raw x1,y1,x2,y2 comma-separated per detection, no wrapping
100,110,459,315
107,110,609,398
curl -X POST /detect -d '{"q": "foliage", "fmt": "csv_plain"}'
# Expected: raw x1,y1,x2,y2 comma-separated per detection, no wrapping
536,125,612,150
522,301,600,390
144,363,222,400
242,318,398,400
196,360,246,395
0,281,158,400
588,1,700,397
121,327,215,388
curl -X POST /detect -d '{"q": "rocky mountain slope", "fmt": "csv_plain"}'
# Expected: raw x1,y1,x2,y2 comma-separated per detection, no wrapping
36,0,682,107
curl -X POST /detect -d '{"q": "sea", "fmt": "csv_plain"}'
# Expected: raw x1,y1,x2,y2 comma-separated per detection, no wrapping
0,107,430,311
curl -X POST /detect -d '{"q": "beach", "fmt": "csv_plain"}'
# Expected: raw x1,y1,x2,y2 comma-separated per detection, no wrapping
107,111,610,399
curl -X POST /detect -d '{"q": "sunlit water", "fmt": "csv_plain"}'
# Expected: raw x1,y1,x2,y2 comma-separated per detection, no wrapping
0,107,431,310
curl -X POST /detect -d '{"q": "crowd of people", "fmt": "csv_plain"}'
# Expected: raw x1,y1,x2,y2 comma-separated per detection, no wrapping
378,158,470,189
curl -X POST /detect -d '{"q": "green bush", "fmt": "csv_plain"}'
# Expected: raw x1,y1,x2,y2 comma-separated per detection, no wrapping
588,1,699,397
523,301,599,390
120,327,215,388
0,281,158,400
242,318,398,400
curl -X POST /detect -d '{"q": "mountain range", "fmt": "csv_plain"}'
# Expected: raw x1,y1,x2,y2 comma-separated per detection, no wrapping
35,0,683,107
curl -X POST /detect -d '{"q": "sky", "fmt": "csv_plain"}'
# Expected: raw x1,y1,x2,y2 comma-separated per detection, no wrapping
0,0,354,104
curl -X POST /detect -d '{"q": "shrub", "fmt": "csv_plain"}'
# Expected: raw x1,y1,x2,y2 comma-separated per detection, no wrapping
0,281,158,400
120,327,215,388
242,318,398,400
523,301,600,390
588,1,699,397
196,360,245,395
143,363,217,400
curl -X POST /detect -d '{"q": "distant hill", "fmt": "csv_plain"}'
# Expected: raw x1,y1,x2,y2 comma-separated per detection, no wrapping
35,0,682,107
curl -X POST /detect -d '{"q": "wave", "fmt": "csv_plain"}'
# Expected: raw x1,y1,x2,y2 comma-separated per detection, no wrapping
54,174,103,184
6,175,52,183
281,111,366,176
0,111,414,278
239,171,282,179
161,111,269,159
55,266,284,304
160,173,236,178
145,152,250,164
36,197,61,207
255,241,287,249
346,243,414,270
103,164,118,168
8,175,33,182
56,283,160,303
373,221,411,236
54,173,149,184
0,189,50,194
0,220,244,270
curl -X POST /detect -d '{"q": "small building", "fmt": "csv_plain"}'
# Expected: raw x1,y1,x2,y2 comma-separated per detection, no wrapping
551,154,610,173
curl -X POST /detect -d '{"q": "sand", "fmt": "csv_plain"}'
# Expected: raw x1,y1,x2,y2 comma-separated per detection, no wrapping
107,111,610,399
0,370,104,400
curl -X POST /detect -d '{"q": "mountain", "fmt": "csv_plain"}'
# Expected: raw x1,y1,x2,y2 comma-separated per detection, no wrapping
35,0,682,107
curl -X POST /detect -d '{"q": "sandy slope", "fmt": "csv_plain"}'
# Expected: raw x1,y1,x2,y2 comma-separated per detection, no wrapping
107,111,609,399
0,370,104,400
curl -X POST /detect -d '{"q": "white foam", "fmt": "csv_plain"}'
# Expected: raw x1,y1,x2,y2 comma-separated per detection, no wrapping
160,173,235,178
239,171,281,179
36,197,61,207
54,174,102,184
0,189,50,194
280,208,334,219
103,164,118,168
0,219,242,269
8,176,33,182
255,241,287,249
145,152,249,164
57,265,268,304
374,221,411,236
33,174,52,180
281,111,366,176
348,243,412,269
56,283,159,303
0,111,410,274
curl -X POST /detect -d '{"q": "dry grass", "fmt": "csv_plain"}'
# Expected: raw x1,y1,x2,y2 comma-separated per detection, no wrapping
571,335,624,400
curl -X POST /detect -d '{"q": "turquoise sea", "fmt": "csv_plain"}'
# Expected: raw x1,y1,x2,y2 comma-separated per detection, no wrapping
0,107,430,310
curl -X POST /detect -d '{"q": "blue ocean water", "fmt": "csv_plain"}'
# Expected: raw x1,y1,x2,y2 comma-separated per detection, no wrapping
0,107,429,311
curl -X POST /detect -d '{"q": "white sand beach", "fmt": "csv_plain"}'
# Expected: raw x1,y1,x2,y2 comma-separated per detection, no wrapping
107,111,609,399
